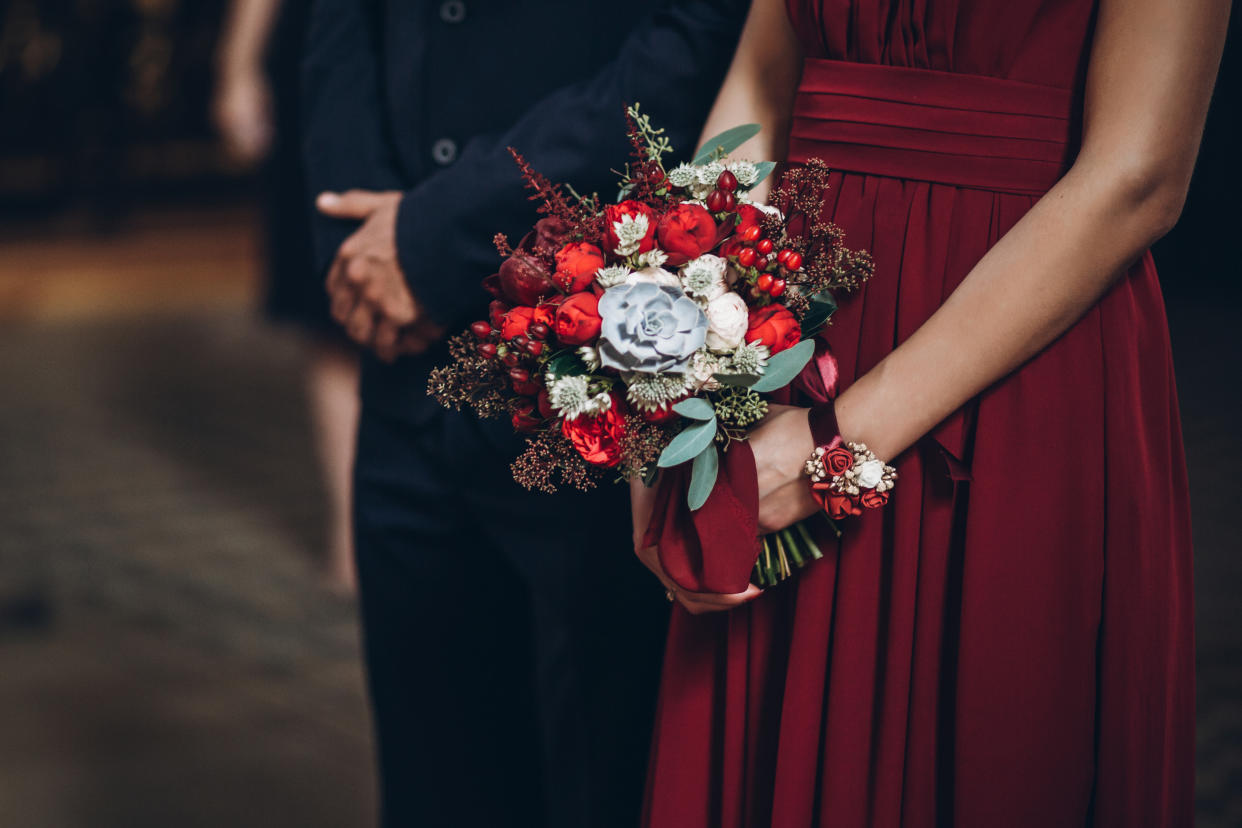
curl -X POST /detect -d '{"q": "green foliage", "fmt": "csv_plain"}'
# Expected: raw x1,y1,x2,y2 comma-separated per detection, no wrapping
687,445,720,511
693,124,761,164
750,339,816,393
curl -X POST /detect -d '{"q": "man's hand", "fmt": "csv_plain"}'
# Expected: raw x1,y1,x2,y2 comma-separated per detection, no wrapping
317,189,445,362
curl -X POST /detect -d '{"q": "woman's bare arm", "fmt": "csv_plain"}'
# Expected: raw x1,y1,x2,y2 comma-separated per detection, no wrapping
752,0,1232,533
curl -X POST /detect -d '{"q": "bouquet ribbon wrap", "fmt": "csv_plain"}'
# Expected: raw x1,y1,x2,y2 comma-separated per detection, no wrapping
643,341,840,594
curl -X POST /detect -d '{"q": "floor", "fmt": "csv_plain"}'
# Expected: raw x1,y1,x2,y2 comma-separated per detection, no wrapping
0,206,1238,826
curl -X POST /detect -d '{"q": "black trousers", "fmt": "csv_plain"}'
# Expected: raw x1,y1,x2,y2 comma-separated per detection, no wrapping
354,405,669,828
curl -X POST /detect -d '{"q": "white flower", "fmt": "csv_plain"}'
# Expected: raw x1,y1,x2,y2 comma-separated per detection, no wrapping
635,248,669,269
727,160,760,187
703,291,749,352
624,373,690,412
548,375,612,421
855,459,885,488
595,265,632,289
577,345,601,371
687,349,721,392
680,254,729,303
690,161,725,199
667,163,698,189
612,212,651,257
725,341,769,377
625,266,681,289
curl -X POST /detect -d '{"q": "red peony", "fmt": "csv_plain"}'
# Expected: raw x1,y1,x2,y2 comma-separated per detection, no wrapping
604,200,657,256
746,304,802,354
657,203,717,266
502,305,555,340
561,395,627,467
553,292,602,346
498,252,556,306
554,242,605,293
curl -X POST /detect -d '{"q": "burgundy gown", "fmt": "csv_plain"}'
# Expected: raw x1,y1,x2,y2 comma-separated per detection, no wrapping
642,1,1195,826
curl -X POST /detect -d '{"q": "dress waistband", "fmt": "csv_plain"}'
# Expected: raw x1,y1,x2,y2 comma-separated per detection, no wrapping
788,59,1079,196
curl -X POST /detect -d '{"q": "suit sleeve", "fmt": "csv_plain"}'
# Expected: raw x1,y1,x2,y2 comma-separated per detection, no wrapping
396,0,751,328
301,0,409,276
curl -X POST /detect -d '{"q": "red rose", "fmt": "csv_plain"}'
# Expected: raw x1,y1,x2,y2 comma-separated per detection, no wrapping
859,489,890,510
554,292,602,346
604,200,657,256
498,252,556,306
810,483,863,520
554,242,605,293
503,305,556,340
561,396,627,467
824,446,854,476
746,304,802,354
656,203,717,266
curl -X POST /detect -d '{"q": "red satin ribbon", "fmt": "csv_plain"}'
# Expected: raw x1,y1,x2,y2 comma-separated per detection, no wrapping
643,343,840,594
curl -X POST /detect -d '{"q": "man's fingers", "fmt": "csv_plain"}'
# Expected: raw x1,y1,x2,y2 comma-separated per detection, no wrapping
345,303,377,345
316,189,387,219
373,320,401,363
330,284,360,324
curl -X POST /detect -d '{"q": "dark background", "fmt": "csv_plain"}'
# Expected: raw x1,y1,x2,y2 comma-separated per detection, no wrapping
0,3,1238,827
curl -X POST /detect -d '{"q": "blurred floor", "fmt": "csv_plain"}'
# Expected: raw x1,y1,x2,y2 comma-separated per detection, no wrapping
0,204,1238,826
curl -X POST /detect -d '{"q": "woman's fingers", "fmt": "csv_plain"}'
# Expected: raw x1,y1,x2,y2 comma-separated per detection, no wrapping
758,479,820,534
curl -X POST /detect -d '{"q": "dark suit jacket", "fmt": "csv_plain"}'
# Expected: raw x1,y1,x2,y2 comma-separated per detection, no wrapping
303,0,749,417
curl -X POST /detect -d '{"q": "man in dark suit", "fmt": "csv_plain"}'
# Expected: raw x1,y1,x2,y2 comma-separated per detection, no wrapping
301,2,748,825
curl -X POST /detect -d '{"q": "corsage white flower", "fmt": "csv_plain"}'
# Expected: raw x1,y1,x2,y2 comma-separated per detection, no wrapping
680,254,729,303
855,459,886,489
703,291,750,352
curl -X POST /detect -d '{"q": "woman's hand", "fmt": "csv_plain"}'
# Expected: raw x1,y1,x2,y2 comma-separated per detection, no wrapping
749,404,821,533
630,477,762,614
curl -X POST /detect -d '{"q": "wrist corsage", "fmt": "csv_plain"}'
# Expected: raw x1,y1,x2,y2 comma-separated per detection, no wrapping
805,440,897,519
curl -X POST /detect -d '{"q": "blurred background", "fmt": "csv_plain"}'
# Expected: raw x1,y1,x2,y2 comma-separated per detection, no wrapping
0,3,1237,827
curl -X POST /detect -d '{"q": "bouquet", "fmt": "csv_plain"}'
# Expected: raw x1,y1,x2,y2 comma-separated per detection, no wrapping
430,105,872,586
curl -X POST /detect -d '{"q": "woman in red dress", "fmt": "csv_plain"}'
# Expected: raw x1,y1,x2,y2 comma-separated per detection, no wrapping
631,0,1230,824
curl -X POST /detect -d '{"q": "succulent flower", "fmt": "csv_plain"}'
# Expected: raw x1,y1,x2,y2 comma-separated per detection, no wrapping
597,281,708,373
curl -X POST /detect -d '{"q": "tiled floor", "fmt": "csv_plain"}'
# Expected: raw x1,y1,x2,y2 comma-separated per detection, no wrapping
0,212,1237,826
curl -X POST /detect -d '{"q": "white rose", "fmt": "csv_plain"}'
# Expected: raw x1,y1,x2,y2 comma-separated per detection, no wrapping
855,459,885,488
703,291,749,352
625,266,682,288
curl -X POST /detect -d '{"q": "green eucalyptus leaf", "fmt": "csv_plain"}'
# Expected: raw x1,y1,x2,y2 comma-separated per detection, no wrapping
749,161,778,189
750,338,816,393
657,419,717,468
693,124,761,164
672,397,716,421
687,445,720,511
713,373,761,387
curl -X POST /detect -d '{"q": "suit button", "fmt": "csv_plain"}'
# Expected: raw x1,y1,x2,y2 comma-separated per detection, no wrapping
439,0,466,23
431,138,458,166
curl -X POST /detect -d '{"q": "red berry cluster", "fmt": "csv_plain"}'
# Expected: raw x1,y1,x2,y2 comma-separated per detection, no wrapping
726,221,802,302
704,169,739,213
469,306,554,432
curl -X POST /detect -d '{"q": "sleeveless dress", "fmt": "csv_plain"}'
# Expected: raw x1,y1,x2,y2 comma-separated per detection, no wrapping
642,2,1195,826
